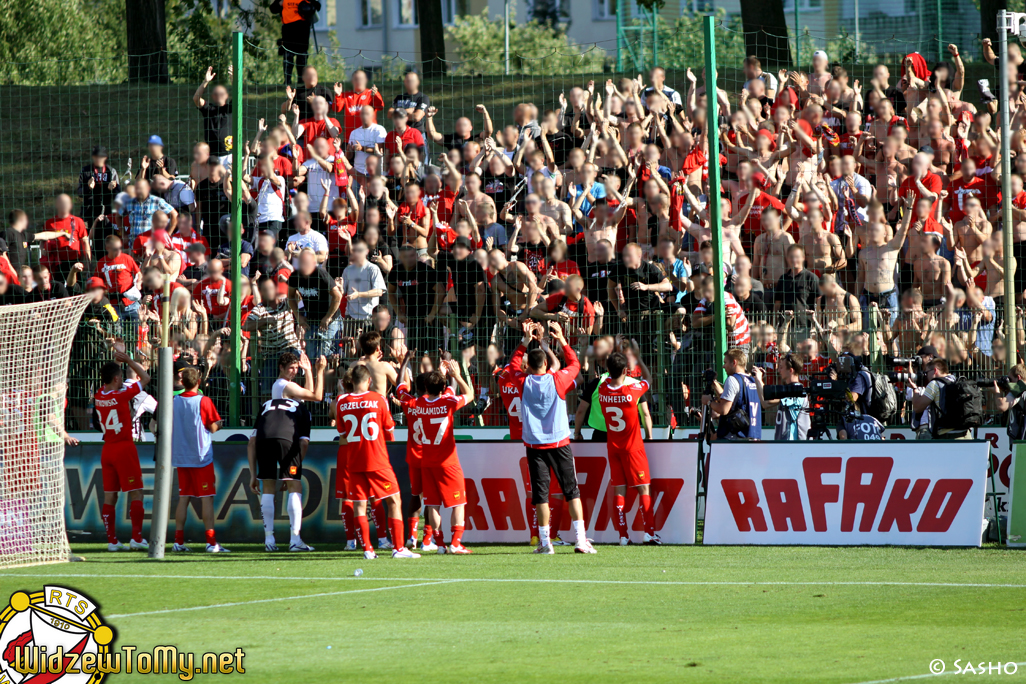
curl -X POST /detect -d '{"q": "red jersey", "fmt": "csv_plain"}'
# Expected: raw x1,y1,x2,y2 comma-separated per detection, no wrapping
598,377,650,457
332,89,385,137
298,117,342,156
94,253,139,295
948,175,1000,223
395,383,451,464
251,155,294,183
384,127,426,156
193,277,232,319
434,187,457,225
406,393,468,467
42,215,88,263
93,382,142,444
398,199,427,226
326,214,357,257
496,366,524,440
898,173,943,212
335,391,395,472
738,191,786,250
543,292,596,334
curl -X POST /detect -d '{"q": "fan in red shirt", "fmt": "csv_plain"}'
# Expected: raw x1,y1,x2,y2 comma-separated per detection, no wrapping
737,174,786,251
331,71,385,138
530,275,595,346
39,194,91,278
94,234,141,306
384,109,426,159
93,351,151,551
335,365,420,560
895,154,943,216
598,351,658,545
403,359,475,555
192,258,232,322
294,95,341,158
947,158,999,223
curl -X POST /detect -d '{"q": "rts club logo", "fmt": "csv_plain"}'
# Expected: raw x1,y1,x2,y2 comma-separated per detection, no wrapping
0,586,115,684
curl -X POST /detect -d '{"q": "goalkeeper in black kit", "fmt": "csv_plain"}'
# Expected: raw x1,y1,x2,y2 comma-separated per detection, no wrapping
248,398,314,552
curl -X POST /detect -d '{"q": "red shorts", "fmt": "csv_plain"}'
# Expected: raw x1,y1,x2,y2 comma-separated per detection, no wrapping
101,442,143,492
421,463,467,508
335,446,350,500
177,463,216,497
408,462,423,497
607,449,651,488
347,468,400,502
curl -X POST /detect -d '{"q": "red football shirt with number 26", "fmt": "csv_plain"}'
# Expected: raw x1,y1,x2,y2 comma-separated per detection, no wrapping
335,391,395,472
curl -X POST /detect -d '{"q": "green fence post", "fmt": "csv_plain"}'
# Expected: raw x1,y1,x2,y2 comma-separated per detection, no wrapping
616,0,623,72
229,31,244,425
794,2,801,69
651,7,658,69
703,15,727,382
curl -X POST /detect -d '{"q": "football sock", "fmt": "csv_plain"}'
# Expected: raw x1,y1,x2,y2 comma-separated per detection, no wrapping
129,500,144,542
205,529,217,546
640,494,655,535
539,524,551,548
260,493,275,540
572,519,587,544
423,525,434,545
341,501,356,542
549,496,563,536
433,528,446,546
407,516,419,541
356,515,373,552
389,518,405,552
174,529,184,545
614,494,629,538
102,504,117,544
528,504,539,539
372,502,387,542
452,525,465,548
287,492,303,543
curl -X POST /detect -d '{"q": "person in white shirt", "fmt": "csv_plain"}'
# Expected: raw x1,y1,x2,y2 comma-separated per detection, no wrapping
347,105,387,176
341,239,386,320
284,211,329,267
300,137,339,210
242,155,287,237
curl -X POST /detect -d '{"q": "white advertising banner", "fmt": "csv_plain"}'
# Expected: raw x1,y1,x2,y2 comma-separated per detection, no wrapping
436,442,698,544
704,442,989,546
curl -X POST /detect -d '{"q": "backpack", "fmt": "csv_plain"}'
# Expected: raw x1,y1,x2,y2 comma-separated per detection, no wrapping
933,376,984,435
864,370,898,423
1007,395,1026,441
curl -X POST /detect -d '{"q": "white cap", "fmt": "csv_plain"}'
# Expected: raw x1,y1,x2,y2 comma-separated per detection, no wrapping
813,50,829,61
113,192,130,207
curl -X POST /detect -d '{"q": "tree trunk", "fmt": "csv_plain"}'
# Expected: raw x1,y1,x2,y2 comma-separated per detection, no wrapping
126,0,169,83
738,0,793,70
980,0,1007,45
417,0,447,79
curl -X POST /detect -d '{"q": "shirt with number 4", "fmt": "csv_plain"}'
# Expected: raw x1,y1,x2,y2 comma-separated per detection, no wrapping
335,391,395,472
598,378,649,457
94,382,142,444
405,393,467,467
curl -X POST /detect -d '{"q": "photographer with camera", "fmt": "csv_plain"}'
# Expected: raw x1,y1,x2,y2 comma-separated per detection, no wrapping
992,364,1026,440
704,348,761,441
752,354,810,441
895,345,937,438
907,358,982,440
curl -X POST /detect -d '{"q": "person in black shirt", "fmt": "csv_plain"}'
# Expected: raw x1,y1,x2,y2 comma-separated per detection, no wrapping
581,239,616,312
288,249,343,358
247,395,314,551
218,236,255,277
283,66,334,120
193,67,234,162
773,244,820,339
439,236,486,347
139,135,178,182
607,243,671,352
387,246,442,352
78,146,120,225
390,71,430,133
732,275,766,321
0,271,28,306
29,264,69,302
2,211,33,277
196,165,231,252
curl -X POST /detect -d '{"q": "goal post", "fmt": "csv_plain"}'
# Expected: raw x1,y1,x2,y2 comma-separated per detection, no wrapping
0,295,93,568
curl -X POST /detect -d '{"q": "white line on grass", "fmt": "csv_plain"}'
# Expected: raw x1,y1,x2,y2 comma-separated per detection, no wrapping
848,662,1026,684
105,580,461,619
3,573,1026,589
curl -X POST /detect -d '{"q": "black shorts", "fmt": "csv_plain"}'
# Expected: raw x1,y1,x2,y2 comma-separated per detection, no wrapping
1014,240,1026,296
590,429,607,442
256,438,304,481
526,445,580,504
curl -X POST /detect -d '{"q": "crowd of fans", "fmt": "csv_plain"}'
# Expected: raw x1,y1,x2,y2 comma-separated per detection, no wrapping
3,40,1023,430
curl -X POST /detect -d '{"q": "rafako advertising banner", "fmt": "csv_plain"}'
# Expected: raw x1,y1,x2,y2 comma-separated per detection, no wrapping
704,442,989,546
63,441,697,545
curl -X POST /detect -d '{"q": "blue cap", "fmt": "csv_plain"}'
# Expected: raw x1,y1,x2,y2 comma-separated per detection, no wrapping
147,135,164,147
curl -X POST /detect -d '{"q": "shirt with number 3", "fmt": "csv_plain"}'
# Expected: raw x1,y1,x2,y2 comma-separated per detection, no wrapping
598,378,649,457
335,391,394,473
406,393,467,467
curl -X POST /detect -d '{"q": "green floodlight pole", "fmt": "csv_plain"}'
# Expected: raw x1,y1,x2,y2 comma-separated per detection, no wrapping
229,31,244,424
794,1,801,69
703,15,727,382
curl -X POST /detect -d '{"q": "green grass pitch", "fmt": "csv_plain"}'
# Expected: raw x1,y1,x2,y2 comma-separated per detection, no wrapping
2,543,1025,683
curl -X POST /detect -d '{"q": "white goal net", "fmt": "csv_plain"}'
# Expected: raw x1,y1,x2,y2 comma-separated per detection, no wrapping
0,295,92,568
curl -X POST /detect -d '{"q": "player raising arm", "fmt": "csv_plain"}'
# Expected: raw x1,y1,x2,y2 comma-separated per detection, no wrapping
248,395,315,552
94,350,151,551
409,359,475,554
337,365,420,559
598,349,659,545
272,351,328,401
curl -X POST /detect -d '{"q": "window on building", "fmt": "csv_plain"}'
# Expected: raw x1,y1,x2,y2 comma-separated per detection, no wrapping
360,0,382,27
595,0,616,20
395,0,417,27
783,0,822,10
529,0,570,23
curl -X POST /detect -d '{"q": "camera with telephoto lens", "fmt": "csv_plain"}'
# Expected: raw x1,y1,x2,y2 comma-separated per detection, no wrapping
762,354,862,440
976,376,1015,393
